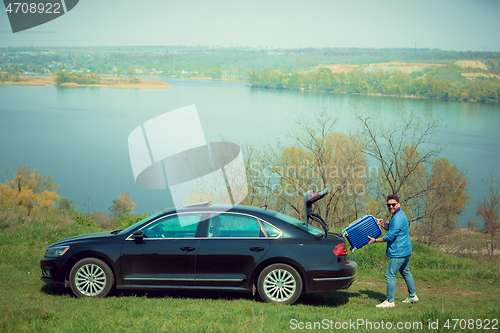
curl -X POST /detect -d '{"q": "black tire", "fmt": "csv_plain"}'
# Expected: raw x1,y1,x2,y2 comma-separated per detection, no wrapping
257,264,302,305
69,258,114,298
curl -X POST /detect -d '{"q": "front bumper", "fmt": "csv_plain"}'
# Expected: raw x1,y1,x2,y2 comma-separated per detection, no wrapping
40,257,68,288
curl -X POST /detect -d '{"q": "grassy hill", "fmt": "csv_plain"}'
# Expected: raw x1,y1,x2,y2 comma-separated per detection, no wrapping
1,213,499,332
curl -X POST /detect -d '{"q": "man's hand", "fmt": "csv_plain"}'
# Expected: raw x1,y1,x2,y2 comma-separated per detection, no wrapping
376,218,388,231
367,236,376,245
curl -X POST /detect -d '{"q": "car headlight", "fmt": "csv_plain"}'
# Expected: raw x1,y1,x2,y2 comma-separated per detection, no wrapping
45,246,70,258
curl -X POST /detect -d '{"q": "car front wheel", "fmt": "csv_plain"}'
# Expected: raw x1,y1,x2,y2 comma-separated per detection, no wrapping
69,258,114,298
257,264,302,305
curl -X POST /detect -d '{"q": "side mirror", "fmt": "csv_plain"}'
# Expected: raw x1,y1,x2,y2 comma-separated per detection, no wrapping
132,230,145,242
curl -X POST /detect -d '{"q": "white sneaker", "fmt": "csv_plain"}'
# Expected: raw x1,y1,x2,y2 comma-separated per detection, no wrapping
402,295,419,303
376,300,395,308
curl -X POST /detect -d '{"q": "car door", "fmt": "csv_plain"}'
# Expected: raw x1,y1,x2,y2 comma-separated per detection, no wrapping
195,212,271,288
120,212,203,287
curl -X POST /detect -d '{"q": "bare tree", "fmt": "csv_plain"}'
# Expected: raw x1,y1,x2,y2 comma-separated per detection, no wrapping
476,171,500,261
353,104,469,245
415,158,470,246
245,109,368,229
354,105,443,207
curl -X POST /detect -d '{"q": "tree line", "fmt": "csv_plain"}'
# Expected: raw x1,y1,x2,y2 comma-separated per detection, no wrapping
55,70,101,85
248,67,500,103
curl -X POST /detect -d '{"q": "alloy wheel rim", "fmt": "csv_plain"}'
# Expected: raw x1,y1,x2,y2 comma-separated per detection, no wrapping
263,269,296,302
75,264,107,296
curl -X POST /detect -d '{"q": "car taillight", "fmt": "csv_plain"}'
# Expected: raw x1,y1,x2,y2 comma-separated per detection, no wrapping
333,243,348,256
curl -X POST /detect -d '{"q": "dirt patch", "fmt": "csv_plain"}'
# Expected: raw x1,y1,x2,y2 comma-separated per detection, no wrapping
457,291,485,296
315,64,360,73
316,61,445,74
461,72,500,80
355,279,486,298
363,61,445,74
454,60,488,70
419,286,485,296
355,280,384,287
368,61,445,70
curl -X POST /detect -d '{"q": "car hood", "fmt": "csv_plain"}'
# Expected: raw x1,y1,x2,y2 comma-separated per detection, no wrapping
49,231,115,247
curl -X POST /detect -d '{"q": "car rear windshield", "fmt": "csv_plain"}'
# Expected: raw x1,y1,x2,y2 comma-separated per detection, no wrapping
274,212,324,236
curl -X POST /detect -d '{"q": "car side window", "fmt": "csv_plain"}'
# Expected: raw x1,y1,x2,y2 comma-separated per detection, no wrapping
208,213,264,238
142,213,202,239
262,221,281,238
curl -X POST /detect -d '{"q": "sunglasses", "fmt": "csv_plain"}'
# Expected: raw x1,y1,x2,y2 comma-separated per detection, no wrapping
387,203,398,208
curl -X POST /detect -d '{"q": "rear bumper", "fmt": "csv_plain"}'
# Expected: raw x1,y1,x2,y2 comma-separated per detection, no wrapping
311,273,356,291
306,260,357,292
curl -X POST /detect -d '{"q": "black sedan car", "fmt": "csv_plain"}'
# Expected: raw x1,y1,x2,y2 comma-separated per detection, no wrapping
41,203,357,305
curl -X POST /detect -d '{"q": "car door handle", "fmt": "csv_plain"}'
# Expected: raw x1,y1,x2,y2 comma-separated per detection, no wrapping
180,247,195,252
249,247,265,252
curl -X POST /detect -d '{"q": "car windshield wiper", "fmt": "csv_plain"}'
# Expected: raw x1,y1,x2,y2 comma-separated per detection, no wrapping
111,229,122,234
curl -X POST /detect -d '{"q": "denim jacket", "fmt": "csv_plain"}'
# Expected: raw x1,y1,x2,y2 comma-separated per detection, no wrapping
382,209,412,258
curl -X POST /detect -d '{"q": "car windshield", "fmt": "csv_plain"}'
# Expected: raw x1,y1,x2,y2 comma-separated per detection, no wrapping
119,211,164,235
274,212,324,236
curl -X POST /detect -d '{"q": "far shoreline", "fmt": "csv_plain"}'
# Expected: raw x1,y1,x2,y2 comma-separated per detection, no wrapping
0,74,170,89
1,73,498,103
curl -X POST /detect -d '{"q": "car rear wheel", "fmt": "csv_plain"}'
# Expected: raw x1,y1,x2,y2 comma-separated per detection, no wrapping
69,258,114,298
257,264,302,305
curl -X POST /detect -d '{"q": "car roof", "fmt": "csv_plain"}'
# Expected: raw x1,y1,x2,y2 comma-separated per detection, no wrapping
166,203,280,219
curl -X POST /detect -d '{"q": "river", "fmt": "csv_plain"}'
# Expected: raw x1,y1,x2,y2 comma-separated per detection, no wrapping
0,78,499,225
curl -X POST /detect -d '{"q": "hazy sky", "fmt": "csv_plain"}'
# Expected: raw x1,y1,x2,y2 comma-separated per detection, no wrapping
1,0,499,50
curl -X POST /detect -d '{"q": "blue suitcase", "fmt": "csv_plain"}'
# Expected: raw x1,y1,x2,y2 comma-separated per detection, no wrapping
341,215,381,252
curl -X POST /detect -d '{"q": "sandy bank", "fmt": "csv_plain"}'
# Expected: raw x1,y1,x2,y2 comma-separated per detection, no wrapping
0,75,170,89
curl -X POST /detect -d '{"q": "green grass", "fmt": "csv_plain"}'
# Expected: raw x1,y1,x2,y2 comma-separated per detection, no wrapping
1,215,499,332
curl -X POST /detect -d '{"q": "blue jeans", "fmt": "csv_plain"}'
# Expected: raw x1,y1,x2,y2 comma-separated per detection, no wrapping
385,255,416,302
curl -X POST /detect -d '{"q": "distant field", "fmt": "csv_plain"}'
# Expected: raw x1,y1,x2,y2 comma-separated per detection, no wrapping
318,59,497,74
313,59,500,89
317,61,445,74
